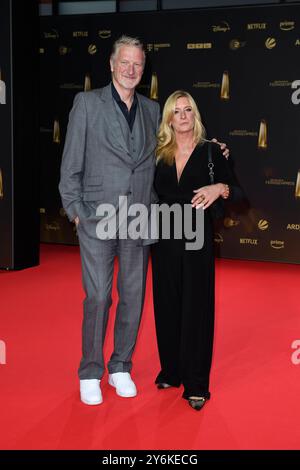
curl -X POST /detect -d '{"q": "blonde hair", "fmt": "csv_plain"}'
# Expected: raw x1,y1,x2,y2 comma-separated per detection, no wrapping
156,90,206,165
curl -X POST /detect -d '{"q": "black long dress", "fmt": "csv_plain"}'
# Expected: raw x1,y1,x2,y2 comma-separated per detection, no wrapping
151,141,238,400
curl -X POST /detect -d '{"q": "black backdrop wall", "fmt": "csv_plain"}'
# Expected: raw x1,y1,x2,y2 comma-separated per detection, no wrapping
39,4,300,263
0,0,39,270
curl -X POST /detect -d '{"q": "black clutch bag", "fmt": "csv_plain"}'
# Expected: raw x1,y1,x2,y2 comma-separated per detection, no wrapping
207,142,225,220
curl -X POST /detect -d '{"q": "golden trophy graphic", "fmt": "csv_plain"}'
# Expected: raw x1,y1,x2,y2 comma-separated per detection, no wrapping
295,171,300,198
0,69,6,105
0,168,4,199
84,73,91,91
53,119,60,144
223,217,239,228
220,71,229,100
150,72,158,100
258,119,267,149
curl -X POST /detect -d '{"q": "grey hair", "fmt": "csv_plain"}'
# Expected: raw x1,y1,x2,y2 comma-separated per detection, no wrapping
110,35,146,63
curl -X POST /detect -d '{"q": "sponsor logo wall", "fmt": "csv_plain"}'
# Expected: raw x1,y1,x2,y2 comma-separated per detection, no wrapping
39,5,300,263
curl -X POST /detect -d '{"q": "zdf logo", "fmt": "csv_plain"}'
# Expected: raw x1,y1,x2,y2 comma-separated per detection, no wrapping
291,80,300,104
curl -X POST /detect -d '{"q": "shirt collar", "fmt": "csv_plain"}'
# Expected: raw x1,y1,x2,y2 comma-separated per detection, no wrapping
111,82,137,107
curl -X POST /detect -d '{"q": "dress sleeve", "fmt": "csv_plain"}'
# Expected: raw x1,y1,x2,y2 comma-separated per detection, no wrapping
210,142,244,203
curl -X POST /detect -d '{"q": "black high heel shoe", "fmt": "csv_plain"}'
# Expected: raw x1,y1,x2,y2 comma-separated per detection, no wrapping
188,397,206,411
156,382,172,389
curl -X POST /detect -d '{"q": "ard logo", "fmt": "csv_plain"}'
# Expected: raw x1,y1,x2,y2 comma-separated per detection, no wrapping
187,43,212,49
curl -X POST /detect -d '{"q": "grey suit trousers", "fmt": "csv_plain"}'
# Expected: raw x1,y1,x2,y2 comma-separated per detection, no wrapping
77,217,150,379
58,86,160,379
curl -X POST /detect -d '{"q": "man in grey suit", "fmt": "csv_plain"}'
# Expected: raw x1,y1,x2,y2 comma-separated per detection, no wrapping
59,36,160,405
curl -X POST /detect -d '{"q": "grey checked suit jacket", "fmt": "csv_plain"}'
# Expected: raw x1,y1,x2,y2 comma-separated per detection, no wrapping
59,84,160,243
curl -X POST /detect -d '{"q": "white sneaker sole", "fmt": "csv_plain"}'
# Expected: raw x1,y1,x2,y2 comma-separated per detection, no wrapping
80,396,103,405
108,378,137,398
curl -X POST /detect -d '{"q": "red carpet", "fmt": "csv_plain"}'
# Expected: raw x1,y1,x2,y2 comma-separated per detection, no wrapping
0,244,300,450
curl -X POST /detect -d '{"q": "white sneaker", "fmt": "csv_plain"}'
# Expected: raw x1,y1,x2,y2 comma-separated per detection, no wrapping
80,379,103,405
108,372,137,398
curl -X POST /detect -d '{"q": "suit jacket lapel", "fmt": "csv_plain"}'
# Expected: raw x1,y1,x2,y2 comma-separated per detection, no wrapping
136,93,157,165
136,93,146,161
94,85,156,166
95,84,129,156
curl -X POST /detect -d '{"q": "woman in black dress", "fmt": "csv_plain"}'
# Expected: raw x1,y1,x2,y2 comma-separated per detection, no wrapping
151,90,240,411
